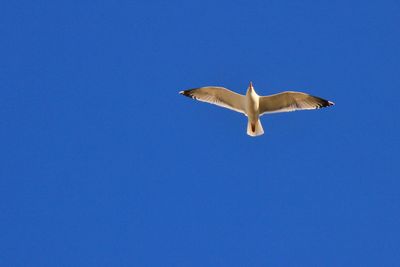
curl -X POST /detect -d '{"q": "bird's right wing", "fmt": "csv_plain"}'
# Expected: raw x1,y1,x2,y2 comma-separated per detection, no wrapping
259,91,334,115
179,86,246,114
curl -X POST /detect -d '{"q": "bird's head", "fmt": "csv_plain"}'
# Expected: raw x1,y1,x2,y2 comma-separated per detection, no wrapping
247,81,254,93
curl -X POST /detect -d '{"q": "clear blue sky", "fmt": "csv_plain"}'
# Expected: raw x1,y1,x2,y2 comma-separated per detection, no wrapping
1,0,400,266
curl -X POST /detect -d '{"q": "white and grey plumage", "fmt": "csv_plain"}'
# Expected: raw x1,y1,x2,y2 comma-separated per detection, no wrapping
179,82,334,137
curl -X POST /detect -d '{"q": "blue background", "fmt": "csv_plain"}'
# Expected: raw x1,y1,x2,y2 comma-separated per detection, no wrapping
1,0,400,266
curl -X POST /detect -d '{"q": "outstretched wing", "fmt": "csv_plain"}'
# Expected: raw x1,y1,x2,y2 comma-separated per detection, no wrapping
180,86,246,114
259,91,334,115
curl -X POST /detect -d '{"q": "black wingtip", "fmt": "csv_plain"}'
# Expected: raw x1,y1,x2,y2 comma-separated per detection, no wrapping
179,89,196,99
313,95,335,109
321,99,335,108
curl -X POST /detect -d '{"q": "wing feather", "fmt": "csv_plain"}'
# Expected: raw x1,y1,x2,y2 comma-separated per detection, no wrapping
259,91,334,115
179,86,246,114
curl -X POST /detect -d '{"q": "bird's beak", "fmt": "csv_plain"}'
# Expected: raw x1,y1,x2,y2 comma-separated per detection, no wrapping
249,81,253,89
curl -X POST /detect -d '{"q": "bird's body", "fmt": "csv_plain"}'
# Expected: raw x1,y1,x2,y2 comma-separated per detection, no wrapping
180,82,334,137
245,85,263,136
246,85,259,120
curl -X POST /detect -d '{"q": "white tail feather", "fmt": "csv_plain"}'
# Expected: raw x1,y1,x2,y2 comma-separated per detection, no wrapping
247,119,264,137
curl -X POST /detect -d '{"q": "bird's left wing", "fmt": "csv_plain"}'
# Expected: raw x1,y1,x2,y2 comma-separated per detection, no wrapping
259,91,334,115
180,86,246,114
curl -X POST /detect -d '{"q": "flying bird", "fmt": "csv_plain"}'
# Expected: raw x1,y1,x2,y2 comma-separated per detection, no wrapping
179,82,334,137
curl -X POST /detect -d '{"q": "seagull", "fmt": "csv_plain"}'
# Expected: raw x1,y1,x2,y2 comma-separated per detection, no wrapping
179,82,334,137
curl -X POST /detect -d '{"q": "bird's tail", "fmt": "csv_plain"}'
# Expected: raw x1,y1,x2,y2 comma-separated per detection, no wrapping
247,119,264,137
